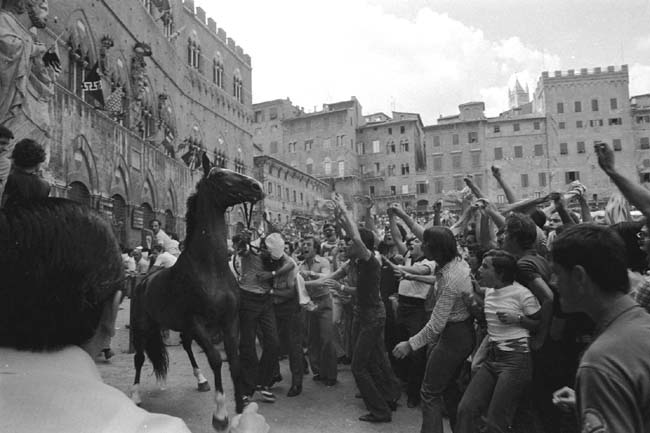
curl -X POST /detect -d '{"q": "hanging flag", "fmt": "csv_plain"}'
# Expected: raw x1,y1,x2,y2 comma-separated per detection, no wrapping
105,86,125,115
82,62,104,107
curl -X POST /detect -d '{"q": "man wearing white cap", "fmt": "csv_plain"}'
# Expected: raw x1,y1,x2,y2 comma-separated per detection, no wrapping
264,232,306,397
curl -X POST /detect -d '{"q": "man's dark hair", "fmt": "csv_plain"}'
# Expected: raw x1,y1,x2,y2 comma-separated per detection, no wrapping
358,227,375,251
322,223,335,232
151,243,165,253
483,249,518,284
0,125,13,139
505,212,537,250
0,199,123,351
302,235,321,255
423,226,458,266
150,218,162,228
551,224,629,294
11,139,45,168
529,209,547,229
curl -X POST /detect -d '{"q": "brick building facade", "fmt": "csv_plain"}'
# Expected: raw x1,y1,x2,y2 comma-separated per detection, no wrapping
35,0,254,247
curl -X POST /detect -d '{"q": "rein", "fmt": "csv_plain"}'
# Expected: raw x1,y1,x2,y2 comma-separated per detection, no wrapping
241,201,255,230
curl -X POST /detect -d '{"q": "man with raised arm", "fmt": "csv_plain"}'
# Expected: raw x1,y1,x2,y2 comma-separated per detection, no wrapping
333,193,401,423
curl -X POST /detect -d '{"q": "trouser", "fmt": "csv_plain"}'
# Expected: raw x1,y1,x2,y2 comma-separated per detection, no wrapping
457,346,532,433
273,299,304,387
307,294,337,381
352,313,401,419
332,295,353,358
396,297,428,404
420,318,475,433
239,290,280,396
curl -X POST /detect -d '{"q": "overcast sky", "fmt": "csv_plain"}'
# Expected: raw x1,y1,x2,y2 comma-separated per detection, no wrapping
196,0,650,125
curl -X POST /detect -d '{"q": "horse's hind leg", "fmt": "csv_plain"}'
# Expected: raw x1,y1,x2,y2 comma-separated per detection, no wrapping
181,331,210,392
191,318,228,432
223,318,244,414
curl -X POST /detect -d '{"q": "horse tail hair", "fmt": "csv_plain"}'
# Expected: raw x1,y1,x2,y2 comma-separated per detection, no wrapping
145,324,169,381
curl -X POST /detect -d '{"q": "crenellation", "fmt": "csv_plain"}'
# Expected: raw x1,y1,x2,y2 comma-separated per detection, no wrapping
217,28,226,41
227,37,236,49
236,45,244,57
195,7,206,24
183,0,194,12
243,54,251,65
541,65,629,82
207,17,216,33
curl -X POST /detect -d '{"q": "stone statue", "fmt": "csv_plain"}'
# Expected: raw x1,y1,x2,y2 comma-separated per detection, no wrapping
0,0,59,195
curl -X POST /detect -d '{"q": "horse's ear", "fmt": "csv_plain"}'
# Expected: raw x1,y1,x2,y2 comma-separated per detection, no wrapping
202,152,211,177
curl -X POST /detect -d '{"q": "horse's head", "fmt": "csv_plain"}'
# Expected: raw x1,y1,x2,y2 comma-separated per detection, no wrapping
200,154,264,208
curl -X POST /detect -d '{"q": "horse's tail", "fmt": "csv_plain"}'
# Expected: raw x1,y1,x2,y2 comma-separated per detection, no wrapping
132,273,169,381
145,323,169,381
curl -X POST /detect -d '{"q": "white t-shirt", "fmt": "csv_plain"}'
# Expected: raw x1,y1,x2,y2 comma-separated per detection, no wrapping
484,281,541,351
398,259,436,299
153,251,177,268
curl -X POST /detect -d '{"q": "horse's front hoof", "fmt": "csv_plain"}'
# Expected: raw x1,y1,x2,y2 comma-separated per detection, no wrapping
211,414,229,431
198,381,211,392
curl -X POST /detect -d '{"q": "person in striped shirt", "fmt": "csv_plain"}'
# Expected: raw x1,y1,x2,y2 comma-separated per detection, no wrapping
393,226,474,433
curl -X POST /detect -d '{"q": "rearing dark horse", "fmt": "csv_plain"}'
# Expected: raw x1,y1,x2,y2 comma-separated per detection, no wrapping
130,154,264,431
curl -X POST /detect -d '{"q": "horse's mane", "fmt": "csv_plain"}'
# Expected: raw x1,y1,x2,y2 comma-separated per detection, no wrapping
185,176,206,239
185,192,198,240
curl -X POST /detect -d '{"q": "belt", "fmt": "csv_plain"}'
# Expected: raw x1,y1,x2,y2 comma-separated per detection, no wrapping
398,295,425,306
240,289,271,298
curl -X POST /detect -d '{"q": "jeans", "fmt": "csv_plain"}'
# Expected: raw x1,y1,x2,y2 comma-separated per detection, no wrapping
307,294,338,381
239,290,280,396
421,319,475,433
396,298,428,404
332,295,352,358
352,313,402,419
274,299,304,387
456,346,533,433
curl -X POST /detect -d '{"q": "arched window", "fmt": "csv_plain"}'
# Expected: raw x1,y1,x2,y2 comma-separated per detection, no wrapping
233,69,243,103
213,52,224,88
187,32,201,69
68,181,91,207
324,157,331,176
